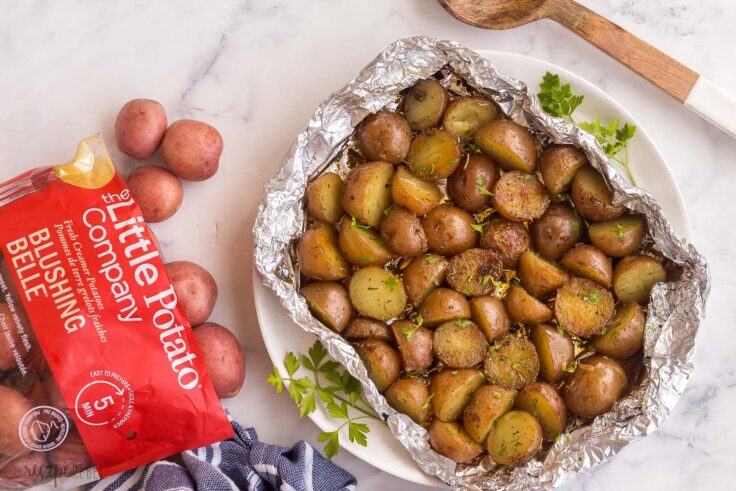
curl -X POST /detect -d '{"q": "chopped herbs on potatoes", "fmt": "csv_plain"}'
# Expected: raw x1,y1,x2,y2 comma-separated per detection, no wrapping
470,222,485,233
475,178,494,196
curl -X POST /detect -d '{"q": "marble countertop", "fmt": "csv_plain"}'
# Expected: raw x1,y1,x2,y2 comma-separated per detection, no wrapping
2,1,736,489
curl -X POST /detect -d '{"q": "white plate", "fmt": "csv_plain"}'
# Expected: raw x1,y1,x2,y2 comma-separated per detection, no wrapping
252,50,692,488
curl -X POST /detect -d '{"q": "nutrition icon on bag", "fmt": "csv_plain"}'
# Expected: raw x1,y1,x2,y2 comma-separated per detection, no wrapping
19,405,69,451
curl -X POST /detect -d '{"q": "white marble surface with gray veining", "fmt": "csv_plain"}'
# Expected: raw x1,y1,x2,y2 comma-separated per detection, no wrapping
1,1,735,489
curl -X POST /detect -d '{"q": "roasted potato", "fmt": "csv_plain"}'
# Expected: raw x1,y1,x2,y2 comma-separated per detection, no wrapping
341,161,394,228
591,302,645,358
504,285,553,324
462,385,516,444
418,288,472,327
480,217,530,268
338,217,394,266
538,145,588,194
492,171,550,222
348,267,407,320
161,119,222,181
474,120,538,173
306,172,343,224
127,165,183,223
391,320,434,371
403,254,449,306
343,317,393,342
588,215,646,257
530,324,574,384
429,420,483,463
165,260,218,326
404,79,449,130
570,166,624,222
115,98,167,159
421,206,478,256
561,244,613,288
484,335,539,390
357,111,412,164
517,251,568,299
447,248,503,297
530,203,583,261
194,322,246,398
447,154,499,212
385,377,431,427
613,255,666,304
301,281,353,333
486,410,543,466
430,369,485,421
391,166,443,216
433,320,488,368
514,382,567,440
443,97,499,140
554,277,615,337
0,386,33,459
407,130,461,180
380,207,427,257
562,354,627,418
297,222,350,280
354,339,401,392
470,296,511,343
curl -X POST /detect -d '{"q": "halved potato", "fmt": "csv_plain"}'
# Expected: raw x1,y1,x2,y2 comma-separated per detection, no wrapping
433,320,488,368
470,296,511,343
338,216,394,266
480,217,530,268
484,335,539,390
407,130,461,180
447,248,503,298
429,420,483,463
561,244,613,288
517,251,568,299
418,288,472,327
530,324,574,384
357,111,411,164
297,222,350,280
562,354,627,418
402,254,449,306
391,166,443,216
492,171,550,222
486,410,543,466
504,285,553,324
343,317,393,342
613,255,666,304
430,368,485,422
404,79,449,130
514,382,567,440
306,172,343,224
538,145,588,194
474,120,538,173
300,281,352,333
391,320,434,371
380,206,427,257
554,277,615,337
385,377,431,427
591,302,645,358
571,166,624,222
443,97,499,140
421,205,478,256
354,339,401,392
588,215,646,257
462,385,516,444
342,161,394,228
348,267,407,320
530,203,583,261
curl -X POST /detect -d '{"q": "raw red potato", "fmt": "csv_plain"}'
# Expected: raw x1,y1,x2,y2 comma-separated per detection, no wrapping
127,165,183,223
165,261,218,327
115,99,168,159
162,119,223,181
194,322,246,399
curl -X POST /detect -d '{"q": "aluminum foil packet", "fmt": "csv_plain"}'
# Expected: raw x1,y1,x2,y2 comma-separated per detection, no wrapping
253,36,710,489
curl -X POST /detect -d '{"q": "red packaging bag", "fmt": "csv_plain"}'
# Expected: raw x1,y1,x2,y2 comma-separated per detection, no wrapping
0,136,233,487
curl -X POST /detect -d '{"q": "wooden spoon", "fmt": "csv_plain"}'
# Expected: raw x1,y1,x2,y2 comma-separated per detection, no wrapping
439,0,736,139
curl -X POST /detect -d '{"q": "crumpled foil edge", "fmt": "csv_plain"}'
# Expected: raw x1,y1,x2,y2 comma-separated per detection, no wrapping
253,36,711,490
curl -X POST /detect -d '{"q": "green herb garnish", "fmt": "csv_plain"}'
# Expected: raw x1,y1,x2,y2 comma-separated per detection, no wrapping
421,394,434,409
454,318,471,328
425,255,439,265
350,214,369,229
584,289,600,304
470,223,485,233
475,178,493,196
537,72,584,121
383,277,398,291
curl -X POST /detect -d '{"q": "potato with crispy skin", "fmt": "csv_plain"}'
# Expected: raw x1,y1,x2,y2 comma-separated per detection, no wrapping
470,296,511,343
343,318,393,342
407,130,461,180
561,244,613,288
447,154,499,212
306,172,343,224
430,369,485,422
421,206,478,256
385,377,431,427
571,166,624,222
357,111,411,164
418,288,471,327
517,251,568,299
504,285,553,324
474,120,538,173
443,97,499,140
539,145,588,194
591,303,645,358
354,340,401,392
301,281,352,333
338,217,394,266
514,382,567,440
484,335,539,390
588,215,646,257
380,207,427,257
562,354,627,418
462,385,516,444
404,79,449,130
429,420,483,463
433,320,488,368
486,410,543,466
480,217,530,268
613,255,666,304
447,248,503,298
348,267,406,321
391,320,433,372
492,171,550,222
341,161,394,228
391,166,443,216
555,277,615,337
530,324,574,384
530,203,583,261
297,222,350,281
402,254,449,306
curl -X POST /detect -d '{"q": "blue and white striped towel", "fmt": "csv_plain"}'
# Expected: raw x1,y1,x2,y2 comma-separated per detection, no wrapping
86,422,357,491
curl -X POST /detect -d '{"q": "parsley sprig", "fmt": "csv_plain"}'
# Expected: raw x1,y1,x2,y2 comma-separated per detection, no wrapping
267,341,379,458
537,71,638,185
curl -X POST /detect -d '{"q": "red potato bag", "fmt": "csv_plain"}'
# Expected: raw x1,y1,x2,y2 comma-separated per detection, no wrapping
0,136,233,487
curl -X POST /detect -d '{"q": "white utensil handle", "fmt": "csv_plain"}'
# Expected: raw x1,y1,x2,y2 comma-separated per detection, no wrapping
685,76,736,139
